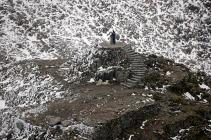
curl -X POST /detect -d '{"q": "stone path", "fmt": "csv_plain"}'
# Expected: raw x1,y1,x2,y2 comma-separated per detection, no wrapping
121,45,146,88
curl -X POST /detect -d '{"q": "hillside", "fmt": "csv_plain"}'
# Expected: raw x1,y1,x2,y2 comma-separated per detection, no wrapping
0,0,211,139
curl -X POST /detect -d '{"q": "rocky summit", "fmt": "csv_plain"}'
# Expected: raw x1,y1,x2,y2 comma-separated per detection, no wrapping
0,0,211,140
1,45,211,140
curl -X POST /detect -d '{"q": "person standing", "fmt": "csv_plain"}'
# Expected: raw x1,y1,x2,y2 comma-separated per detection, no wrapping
110,30,116,45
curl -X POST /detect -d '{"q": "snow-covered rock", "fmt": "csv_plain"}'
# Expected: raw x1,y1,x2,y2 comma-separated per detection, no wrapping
183,92,195,100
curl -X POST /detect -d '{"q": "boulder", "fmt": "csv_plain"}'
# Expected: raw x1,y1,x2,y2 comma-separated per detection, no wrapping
61,120,73,127
115,69,129,82
46,116,61,126
16,120,25,131
95,68,115,82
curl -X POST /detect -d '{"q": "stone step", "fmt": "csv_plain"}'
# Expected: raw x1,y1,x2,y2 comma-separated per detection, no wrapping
130,57,144,60
127,78,138,84
130,61,144,64
131,67,145,69
130,58,143,61
123,46,132,50
131,61,144,64
125,48,135,52
126,52,137,55
132,70,145,74
131,63,144,66
131,61,142,64
123,48,133,52
121,82,134,88
131,69,146,72
126,51,140,54
132,71,146,74
134,73,145,76
124,48,133,52
130,65,143,71
131,65,145,68
133,67,147,70
130,59,143,62
132,75,143,80
130,77,141,81
128,55,142,59
132,73,145,76
122,80,144,88
134,69,145,72
131,62,144,65
123,47,133,50
131,65,144,68
127,54,140,58
131,63,145,66
131,62,143,65
127,52,140,56
137,82,144,87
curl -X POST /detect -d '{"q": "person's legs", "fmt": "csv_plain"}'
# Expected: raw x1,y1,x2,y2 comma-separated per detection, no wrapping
113,37,116,44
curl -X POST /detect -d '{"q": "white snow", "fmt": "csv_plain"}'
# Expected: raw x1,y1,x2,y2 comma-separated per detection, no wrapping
0,99,7,109
147,94,153,97
142,98,154,104
0,0,210,75
131,93,136,96
144,86,149,90
202,99,208,103
199,83,210,90
197,93,203,99
140,120,148,129
171,136,181,140
166,71,171,76
128,134,134,140
67,123,94,135
36,52,59,60
98,66,106,72
183,92,195,100
0,0,211,139
88,78,95,83
179,126,193,133
205,127,211,132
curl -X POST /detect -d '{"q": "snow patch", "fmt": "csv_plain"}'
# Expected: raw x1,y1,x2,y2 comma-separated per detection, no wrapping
88,78,95,83
128,134,134,140
66,123,94,135
131,93,136,96
199,83,210,90
0,99,7,109
197,93,203,99
98,66,106,72
183,92,195,100
140,120,148,129
171,136,181,140
166,71,171,76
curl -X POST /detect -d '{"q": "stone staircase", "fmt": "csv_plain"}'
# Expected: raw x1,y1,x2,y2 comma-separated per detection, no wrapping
121,45,146,88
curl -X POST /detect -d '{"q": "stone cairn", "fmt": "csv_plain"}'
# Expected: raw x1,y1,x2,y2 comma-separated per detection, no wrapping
121,45,146,88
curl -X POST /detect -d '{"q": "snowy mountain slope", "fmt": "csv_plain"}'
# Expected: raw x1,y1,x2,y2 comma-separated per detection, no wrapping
0,0,210,73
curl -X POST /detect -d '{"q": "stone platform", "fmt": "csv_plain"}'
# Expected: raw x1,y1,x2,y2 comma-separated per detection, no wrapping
98,41,126,49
